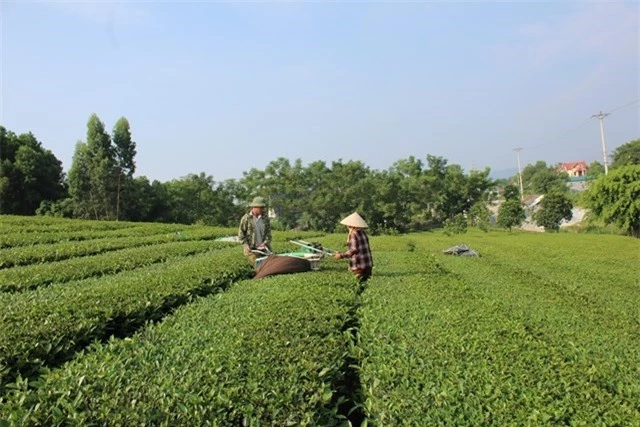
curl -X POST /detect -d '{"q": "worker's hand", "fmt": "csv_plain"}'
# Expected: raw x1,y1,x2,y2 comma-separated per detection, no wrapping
333,252,342,260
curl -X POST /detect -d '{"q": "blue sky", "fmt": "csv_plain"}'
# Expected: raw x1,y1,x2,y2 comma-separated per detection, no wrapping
2,1,638,182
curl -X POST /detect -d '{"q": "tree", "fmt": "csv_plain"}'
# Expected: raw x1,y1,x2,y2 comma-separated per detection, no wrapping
444,213,467,235
611,139,640,169
521,161,568,195
0,126,66,215
468,201,491,231
67,141,93,219
503,184,520,201
534,192,573,232
386,156,430,230
112,117,137,221
585,165,640,238
85,114,115,219
160,173,236,225
497,200,525,231
119,176,156,222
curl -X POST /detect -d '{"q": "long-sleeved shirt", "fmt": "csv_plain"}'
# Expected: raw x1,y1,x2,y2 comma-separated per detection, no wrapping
342,229,373,270
238,211,271,249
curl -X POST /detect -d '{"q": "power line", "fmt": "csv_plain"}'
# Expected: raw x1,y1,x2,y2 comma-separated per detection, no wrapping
515,98,639,161
607,98,640,114
587,99,639,176
522,117,592,151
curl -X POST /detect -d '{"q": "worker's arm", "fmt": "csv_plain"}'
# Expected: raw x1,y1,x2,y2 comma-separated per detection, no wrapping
336,232,359,259
238,215,250,246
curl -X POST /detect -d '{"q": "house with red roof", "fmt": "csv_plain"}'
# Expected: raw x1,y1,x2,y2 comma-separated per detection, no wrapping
559,161,588,177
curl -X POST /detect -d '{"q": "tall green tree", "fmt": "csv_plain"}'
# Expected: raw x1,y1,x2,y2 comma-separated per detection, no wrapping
85,114,115,219
112,117,137,221
585,165,640,238
0,127,66,215
67,141,92,218
423,155,448,224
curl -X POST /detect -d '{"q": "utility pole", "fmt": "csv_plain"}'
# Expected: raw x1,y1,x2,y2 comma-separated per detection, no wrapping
514,147,524,201
591,111,610,175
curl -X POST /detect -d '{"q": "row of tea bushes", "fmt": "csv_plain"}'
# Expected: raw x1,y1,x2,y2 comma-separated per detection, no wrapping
1,271,356,426
0,240,235,292
0,248,253,392
0,218,235,248
0,228,228,269
0,215,141,234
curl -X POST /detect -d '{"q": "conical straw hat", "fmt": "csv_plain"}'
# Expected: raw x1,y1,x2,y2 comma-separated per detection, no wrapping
340,212,369,229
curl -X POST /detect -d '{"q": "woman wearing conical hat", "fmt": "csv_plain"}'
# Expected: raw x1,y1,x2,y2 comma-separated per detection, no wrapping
333,212,374,282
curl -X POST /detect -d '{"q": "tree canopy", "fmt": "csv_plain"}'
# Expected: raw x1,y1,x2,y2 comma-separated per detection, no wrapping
585,165,640,238
0,127,66,215
534,192,573,232
611,139,640,169
520,161,568,195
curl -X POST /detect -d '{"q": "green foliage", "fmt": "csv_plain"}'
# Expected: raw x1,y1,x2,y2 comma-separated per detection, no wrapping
522,161,568,195
0,229,226,269
0,126,66,215
468,201,491,231
0,217,233,249
587,161,605,179
610,139,640,169
1,271,353,425
35,198,75,218
232,155,494,233
534,193,573,232
0,248,252,391
502,184,520,201
85,114,116,220
0,219,639,424
443,213,468,235
497,200,525,231
67,141,92,218
359,234,640,425
0,240,232,292
112,117,137,221
584,165,640,237
162,172,237,225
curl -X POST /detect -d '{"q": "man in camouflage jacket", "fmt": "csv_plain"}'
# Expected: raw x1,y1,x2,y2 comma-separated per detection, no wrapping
238,196,272,264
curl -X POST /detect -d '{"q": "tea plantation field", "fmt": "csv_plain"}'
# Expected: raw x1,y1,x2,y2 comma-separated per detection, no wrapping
0,215,638,426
